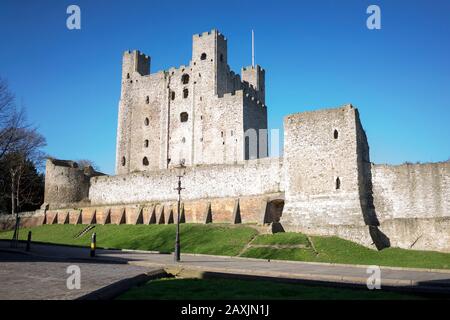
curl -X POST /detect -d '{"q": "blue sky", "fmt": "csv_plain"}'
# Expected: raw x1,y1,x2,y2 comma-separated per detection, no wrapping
0,0,449,174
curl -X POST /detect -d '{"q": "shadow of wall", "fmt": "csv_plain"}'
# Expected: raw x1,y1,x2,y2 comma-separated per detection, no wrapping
355,110,390,250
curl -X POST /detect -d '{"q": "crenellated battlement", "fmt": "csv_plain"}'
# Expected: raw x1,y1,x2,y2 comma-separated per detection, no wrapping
122,49,151,80
193,28,226,40
218,90,242,99
123,49,150,60
167,64,191,75
117,29,267,174
242,65,265,73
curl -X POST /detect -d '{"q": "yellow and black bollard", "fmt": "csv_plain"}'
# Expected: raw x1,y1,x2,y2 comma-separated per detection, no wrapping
26,231,32,252
90,232,96,257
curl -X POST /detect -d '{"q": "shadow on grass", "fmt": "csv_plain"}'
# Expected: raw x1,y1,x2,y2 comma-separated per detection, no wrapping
118,272,434,300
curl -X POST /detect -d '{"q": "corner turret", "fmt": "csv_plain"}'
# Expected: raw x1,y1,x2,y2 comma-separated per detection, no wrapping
241,65,265,104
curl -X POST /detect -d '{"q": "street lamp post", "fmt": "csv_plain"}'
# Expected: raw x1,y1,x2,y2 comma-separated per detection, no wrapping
174,162,186,262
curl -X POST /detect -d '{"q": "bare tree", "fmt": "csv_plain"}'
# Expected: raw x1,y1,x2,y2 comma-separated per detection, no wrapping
0,78,14,126
0,77,30,160
7,130,46,214
0,77,46,248
0,77,47,215
77,159,99,171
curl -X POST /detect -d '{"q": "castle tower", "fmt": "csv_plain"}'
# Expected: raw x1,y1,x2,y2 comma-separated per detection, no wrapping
241,65,265,104
44,158,104,208
116,50,152,175
121,50,151,90
115,30,268,175
281,105,376,232
191,29,229,96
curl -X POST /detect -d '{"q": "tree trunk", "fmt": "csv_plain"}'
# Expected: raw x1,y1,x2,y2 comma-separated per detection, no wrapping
16,169,21,212
11,170,15,215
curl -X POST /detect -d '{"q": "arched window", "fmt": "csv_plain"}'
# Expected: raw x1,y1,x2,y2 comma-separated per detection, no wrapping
143,157,149,166
180,112,188,122
121,156,126,166
183,88,189,99
144,140,149,148
146,96,149,104
171,91,175,100
181,74,190,84
220,53,224,62
200,53,207,60
144,118,149,126
336,177,341,190
334,129,339,139
126,73,130,79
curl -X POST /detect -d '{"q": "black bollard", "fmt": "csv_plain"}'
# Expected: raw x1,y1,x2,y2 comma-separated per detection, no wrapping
26,231,32,252
90,232,96,257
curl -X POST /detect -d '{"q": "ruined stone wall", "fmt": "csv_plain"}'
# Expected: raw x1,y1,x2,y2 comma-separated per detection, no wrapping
44,159,91,208
279,105,449,252
281,105,367,229
371,162,450,221
284,217,450,252
0,212,46,231
90,157,284,205
0,191,285,231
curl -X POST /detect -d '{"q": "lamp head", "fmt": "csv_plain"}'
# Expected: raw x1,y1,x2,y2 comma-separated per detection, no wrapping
175,160,186,177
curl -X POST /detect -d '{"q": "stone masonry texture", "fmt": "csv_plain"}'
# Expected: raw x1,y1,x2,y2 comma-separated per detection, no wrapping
115,29,267,174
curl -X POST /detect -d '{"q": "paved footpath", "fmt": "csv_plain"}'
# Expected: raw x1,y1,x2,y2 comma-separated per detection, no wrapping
1,241,450,299
0,247,162,300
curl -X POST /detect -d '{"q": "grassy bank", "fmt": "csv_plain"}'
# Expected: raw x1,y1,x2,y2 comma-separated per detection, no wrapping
1,224,450,269
242,235,450,270
0,224,257,256
117,277,424,300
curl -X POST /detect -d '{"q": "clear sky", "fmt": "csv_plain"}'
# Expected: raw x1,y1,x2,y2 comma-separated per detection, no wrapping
0,0,449,174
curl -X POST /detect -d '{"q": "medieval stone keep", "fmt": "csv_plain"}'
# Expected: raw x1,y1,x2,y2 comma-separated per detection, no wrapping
116,29,267,174
5,29,448,253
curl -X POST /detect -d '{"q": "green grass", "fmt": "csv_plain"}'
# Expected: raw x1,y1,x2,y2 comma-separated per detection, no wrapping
243,247,318,261
2,225,450,270
0,224,257,256
311,236,450,270
117,277,424,300
251,232,310,246
242,235,450,270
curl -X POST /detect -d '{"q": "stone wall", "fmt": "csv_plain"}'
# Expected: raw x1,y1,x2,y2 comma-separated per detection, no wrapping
0,212,46,231
279,105,449,252
284,217,450,252
371,162,449,221
0,193,283,230
44,159,91,208
90,157,284,205
44,159,104,209
281,105,369,229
